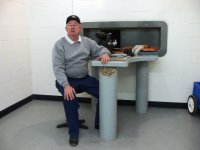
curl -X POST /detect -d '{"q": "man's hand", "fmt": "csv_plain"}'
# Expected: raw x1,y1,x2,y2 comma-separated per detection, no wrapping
97,53,110,64
64,85,76,100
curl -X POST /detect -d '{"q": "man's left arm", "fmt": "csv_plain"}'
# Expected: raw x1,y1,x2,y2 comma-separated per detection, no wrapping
97,53,110,64
87,38,110,64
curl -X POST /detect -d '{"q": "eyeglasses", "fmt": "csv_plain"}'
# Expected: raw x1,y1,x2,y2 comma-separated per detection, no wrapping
67,24,80,28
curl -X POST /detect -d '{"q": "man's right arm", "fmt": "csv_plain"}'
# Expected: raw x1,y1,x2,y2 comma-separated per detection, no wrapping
52,42,77,100
52,43,69,87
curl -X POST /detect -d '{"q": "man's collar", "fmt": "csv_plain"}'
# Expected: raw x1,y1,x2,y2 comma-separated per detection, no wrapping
65,35,81,44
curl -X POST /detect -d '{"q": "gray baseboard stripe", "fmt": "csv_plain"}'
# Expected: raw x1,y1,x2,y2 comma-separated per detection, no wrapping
32,94,91,103
0,95,32,119
0,94,187,119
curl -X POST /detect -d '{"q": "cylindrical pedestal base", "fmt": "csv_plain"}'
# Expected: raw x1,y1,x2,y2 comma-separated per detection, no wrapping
136,62,149,113
99,67,117,140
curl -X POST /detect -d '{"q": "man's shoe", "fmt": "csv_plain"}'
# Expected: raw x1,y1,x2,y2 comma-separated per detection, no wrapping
95,124,99,130
69,136,78,146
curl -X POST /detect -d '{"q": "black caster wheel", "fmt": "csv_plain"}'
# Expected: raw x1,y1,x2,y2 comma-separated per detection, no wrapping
187,95,198,115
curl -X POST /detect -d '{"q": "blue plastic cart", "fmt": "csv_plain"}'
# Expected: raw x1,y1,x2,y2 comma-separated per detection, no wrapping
187,82,200,115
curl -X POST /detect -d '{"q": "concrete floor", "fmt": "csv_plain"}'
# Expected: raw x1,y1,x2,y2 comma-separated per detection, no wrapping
0,100,200,150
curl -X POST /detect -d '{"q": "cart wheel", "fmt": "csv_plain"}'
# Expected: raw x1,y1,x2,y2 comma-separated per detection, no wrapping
187,95,198,115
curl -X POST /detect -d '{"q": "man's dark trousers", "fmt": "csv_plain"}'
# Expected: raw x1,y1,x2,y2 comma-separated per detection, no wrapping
55,75,99,137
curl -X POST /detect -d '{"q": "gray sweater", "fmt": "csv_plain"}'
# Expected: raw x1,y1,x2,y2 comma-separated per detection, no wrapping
52,36,110,87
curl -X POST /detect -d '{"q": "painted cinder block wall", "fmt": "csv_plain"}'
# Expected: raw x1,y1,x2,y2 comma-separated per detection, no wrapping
0,0,32,111
1,0,200,111
30,0,200,102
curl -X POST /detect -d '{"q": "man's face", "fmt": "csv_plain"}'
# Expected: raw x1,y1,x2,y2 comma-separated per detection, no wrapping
65,20,81,37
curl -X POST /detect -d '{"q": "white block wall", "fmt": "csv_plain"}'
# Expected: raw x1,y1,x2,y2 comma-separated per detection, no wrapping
30,0,200,103
1,0,200,111
0,0,32,111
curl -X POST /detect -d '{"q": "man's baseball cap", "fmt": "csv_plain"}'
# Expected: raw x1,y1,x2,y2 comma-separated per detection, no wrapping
66,15,81,24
